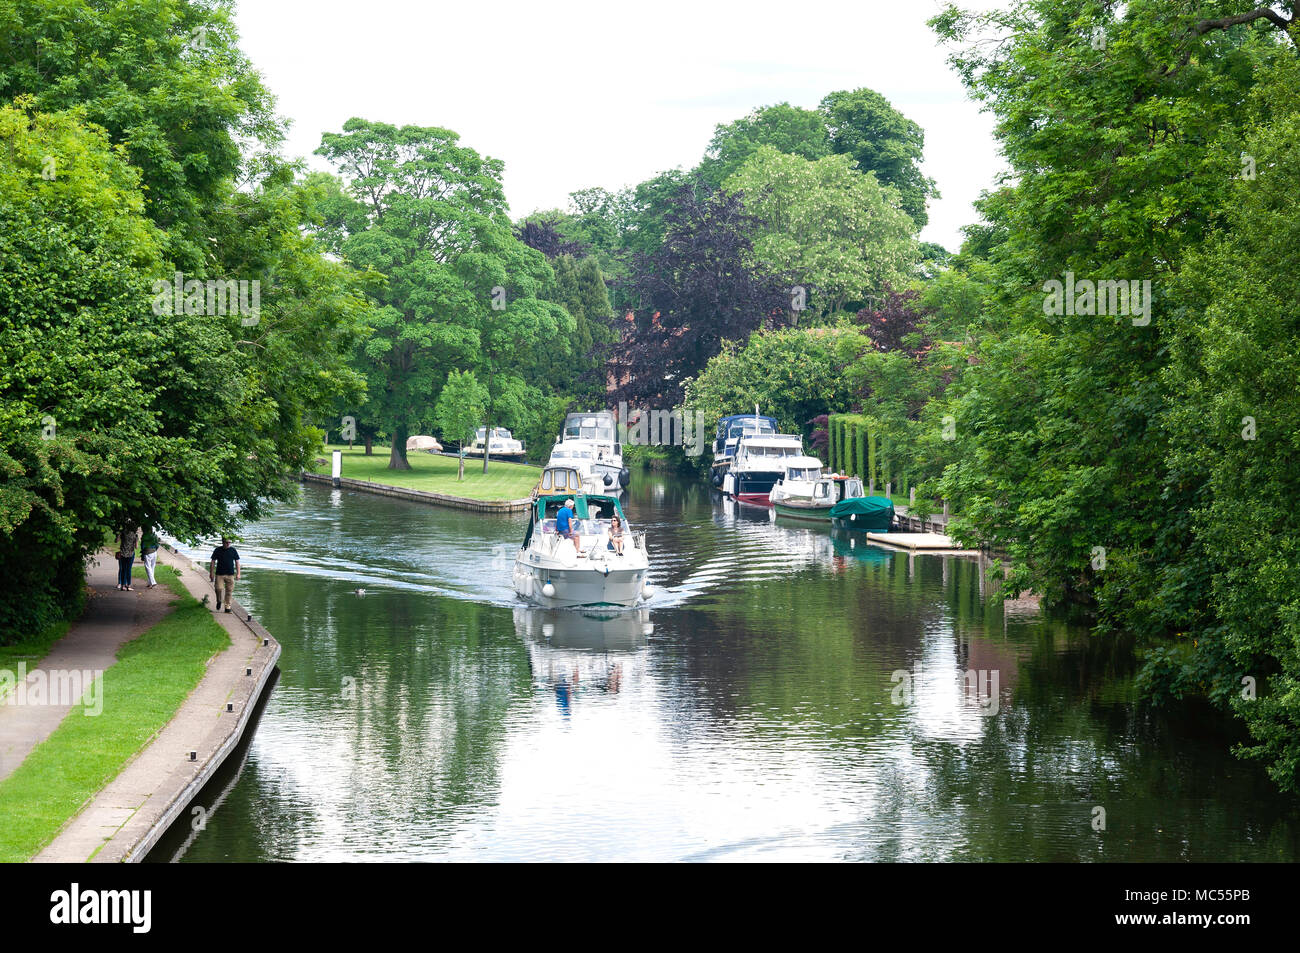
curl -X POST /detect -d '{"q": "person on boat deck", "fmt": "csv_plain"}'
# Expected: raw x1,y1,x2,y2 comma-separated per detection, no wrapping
608,514,625,556
556,498,583,556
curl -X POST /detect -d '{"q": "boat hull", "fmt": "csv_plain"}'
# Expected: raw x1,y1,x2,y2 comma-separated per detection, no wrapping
726,468,782,504
465,448,527,461
773,501,833,522
513,562,648,608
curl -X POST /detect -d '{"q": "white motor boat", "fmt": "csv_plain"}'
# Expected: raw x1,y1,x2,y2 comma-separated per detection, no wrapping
465,426,526,461
560,411,629,488
513,492,652,608
709,413,777,487
720,432,807,504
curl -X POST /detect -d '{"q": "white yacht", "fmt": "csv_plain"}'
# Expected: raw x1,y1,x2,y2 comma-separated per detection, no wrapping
465,426,525,461
513,492,652,608
720,432,807,505
546,439,619,491
709,413,778,487
560,411,629,488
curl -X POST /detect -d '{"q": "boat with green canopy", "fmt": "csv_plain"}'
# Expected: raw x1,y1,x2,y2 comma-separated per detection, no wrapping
513,493,652,608
829,496,896,532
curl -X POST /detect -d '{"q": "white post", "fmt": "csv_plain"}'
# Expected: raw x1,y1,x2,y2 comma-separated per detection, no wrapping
331,450,342,488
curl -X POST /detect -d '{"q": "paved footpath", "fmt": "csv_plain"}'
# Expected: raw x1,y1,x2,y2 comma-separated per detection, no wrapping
0,556,173,783
1,546,280,863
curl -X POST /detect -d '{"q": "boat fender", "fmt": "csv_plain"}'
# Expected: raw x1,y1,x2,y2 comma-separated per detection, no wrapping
619,468,630,486
542,582,556,598
641,583,655,600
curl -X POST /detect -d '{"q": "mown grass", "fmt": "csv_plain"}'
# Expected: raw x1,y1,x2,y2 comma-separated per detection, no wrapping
0,621,71,696
0,564,229,862
311,443,539,500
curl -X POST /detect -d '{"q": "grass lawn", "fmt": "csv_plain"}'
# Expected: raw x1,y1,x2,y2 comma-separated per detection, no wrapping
0,564,230,862
312,444,539,501
0,621,71,698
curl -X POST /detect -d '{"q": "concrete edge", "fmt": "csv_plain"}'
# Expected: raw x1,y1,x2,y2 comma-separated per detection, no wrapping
121,546,281,862
300,470,532,512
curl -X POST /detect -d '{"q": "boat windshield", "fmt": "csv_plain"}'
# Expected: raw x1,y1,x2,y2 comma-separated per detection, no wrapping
750,445,799,457
564,414,616,443
729,421,776,439
785,467,821,481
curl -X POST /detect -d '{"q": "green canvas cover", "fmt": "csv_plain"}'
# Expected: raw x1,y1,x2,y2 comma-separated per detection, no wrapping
829,496,895,530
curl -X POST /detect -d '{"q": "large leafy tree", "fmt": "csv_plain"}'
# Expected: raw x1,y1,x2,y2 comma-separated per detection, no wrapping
930,0,1292,611
0,0,280,270
613,177,793,405
683,328,856,442
1161,60,1300,790
820,88,939,227
723,147,919,319
0,104,366,641
697,102,831,188
317,118,572,470
926,0,1300,786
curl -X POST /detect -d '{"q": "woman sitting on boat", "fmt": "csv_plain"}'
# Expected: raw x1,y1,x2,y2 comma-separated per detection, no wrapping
608,514,625,556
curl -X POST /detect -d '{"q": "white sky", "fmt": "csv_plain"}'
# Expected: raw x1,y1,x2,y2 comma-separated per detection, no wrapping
235,0,1005,252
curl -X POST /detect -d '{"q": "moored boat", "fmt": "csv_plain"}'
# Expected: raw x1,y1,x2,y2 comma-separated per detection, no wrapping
709,413,777,487
772,472,866,522
721,431,806,504
546,440,619,492
560,411,629,488
829,495,896,531
513,492,652,608
464,426,526,461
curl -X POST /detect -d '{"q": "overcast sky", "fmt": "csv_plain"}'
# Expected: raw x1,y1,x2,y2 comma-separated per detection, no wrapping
234,0,1005,252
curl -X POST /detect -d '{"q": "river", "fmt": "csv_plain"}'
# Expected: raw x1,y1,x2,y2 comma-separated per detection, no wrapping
147,472,1300,861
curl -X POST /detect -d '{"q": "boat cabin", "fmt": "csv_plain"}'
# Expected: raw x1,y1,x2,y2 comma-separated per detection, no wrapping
524,493,628,549
713,414,778,459
562,412,619,452
535,465,591,497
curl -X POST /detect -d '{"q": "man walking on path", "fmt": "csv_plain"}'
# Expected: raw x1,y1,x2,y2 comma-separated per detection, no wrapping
209,538,241,613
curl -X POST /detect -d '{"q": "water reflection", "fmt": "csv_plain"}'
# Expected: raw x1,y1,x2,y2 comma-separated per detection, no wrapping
147,474,1300,862
515,607,652,716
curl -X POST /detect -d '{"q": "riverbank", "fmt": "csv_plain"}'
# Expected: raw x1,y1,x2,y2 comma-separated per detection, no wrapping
307,444,536,511
0,547,280,862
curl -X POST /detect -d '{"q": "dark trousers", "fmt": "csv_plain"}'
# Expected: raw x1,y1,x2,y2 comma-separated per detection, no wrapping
117,555,135,587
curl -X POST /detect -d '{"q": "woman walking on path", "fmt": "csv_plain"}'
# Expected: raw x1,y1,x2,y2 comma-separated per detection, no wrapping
139,527,160,588
116,523,140,591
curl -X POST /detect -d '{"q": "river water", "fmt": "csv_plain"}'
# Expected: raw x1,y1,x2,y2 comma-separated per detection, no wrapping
148,473,1299,862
